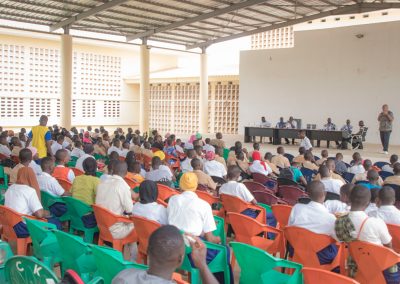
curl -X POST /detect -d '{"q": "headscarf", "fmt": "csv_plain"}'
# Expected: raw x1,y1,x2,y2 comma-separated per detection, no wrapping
139,180,158,204
153,150,165,161
27,146,38,158
83,132,92,144
205,151,215,161
179,172,198,192
16,166,41,200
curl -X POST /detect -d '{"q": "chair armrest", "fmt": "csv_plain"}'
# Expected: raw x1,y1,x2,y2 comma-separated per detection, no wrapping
22,215,47,222
275,259,303,270
261,224,282,235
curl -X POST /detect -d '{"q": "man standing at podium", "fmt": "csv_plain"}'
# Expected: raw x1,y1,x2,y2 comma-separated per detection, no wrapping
378,104,394,154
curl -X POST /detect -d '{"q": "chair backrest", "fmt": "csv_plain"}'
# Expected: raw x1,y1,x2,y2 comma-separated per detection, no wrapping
0,205,26,240
252,190,287,205
157,184,180,203
271,204,292,230
53,229,97,279
284,226,339,269
220,194,266,224
387,224,400,254
195,190,219,206
56,177,73,191
349,240,400,284
92,204,123,241
278,186,308,206
63,270,104,284
379,170,394,181
62,196,94,230
243,181,271,194
300,168,316,183
230,241,303,284
124,177,139,189
90,244,144,284
284,153,294,163
131,215,161,257
211,176,227,185
374,161,390,170
5,256,59,283
302,267,360,284
341,172,355,183
252,174,278,192
385,184,400,202
324,191,340,201
0,165,9,190
72,167,84,176
0,241,13,283
277,177,298,187
41,190,64,210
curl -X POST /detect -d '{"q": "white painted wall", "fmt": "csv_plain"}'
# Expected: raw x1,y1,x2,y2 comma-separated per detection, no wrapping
239,21,400,145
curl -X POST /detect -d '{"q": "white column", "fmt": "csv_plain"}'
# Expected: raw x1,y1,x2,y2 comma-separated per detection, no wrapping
139,43,150,133
60,34,73,129
199,49,208,133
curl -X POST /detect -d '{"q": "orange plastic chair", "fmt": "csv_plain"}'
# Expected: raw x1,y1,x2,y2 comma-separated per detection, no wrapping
124,177,139,190
349,240,400,284
284,226,343,272
92,204,137,252
10,155,20,165
0,205,44,255
220,194,266,225
387,224,400,254
227,212,284,257
72,167,84,177
271,204,292,230
302,267,360,284
165,154,180,171
195,190,223,217
131,215,161,264
0,153,8,161
56,177,72,192
157,184,180,205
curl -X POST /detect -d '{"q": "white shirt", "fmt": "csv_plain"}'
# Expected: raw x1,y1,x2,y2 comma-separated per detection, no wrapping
365,203,378,215
219,181,254,203
348,211,392,245
382,165,394,174
260,121,271,127
324,200,349,214
75,154,93,172
51,142,63,156
62,141,70,149
203,144,215,153
368,205,400,225
286,120,297,129
348,165,365,175
321,178,344,195
0,145,11,157
180,158,193,173
95,175,133,216
108,146,122,156
300,137,312,150
132,202,168,225
71,148,85,158
249,160,271,176
100,174,110,182
145,165,173,182
175,144,184,153
29,161,42,176
203,160,227,178
120,149,130,158
5,184,43,215
288,201,336,237
167,191,216,236
37,172,65,197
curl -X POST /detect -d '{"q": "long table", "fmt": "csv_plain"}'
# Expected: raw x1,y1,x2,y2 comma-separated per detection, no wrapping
244,127,345,146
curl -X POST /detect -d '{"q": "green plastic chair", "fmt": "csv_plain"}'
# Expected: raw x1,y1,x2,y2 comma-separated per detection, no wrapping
62,196,98,243
41,191,70,222
0,193,4,205
95,171,103,178
24,218,61,269
213,215,227,245
230,242,303,284
67,157,78,168
223,148,230,161
5,256,58,284
180,239,230,284
53,229,97,282
0,241,13,283
90,244,147,283
0,166,8,191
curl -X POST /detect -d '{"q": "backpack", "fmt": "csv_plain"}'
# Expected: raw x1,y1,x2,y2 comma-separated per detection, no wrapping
279,167,294,180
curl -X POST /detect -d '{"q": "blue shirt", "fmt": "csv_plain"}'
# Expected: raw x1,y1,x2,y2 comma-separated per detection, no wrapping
290,166,303,182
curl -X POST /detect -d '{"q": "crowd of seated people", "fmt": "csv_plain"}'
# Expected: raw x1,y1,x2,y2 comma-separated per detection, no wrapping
1,121,400,283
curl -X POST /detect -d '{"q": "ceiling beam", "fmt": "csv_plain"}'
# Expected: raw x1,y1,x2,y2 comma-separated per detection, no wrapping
186,2,400,50
126,0,269,41
49,0,129,32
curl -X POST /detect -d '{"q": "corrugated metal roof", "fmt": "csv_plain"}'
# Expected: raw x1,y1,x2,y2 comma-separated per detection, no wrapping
0,0,399,50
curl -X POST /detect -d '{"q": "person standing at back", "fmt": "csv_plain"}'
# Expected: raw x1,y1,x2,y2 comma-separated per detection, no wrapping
378,104,394,154
28,115,52,159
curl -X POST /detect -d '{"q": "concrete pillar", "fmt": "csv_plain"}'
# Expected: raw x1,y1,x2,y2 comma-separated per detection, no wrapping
199,49,208,133
139,43,150,133
60,34,73,129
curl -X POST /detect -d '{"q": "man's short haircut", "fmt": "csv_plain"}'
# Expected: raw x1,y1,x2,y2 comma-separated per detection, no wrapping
131,161,142,174
107,159,118,175
298,147,306,155
147,225,184,264
370,188,380,203
336,152,343,159
319,165,330,178
236,151,245,161
83,144,94,154
321,149,328,158
277,146,284,154
122,141,130,148
83,157,97,176
352,152,362,162
367,169,379,182
40,156,54,171
264,152,273,161
152,156,162,168
194,145,203,154
109,151,120,161
350,185,371,208
216,132,222,139
363,159,372,171
304,151,313,161
253,143,260,150
307,181,325,201
205,138,211,144
113,160,128,177
379,186,396,205
57,135,64,142
393,163,400,175
55,149,68,163
19,148,33,163
227,165,241,180
74,140,82,148
191,157,202,169
186,149,196,159
390,154,399,164
340,183,354,198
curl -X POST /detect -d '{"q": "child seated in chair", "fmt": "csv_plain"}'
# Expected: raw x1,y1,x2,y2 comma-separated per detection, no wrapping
369,186,400,225
324,183,353,215
52,149,75,183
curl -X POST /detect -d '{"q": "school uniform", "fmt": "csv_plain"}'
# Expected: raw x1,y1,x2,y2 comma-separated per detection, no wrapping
300,137,312,150
302,161,319,171
120,149,130,158
368,205,400,225
180,158,193,173
145,165,173,182
203,144,215,153
51,142,63,156
293,155,305,164
108,146,122,156
0,144,11,157
37,172,67,217
75,154,94,172
219,181,254,203
384,175,400,186
271,154,290,169
193,170,217,191
249,160,271,176
204,160,227,178
352,172,384,186
71,148,85,158
321,177,345,195
382,165,394,173
132,202,168,225
324,200,349,215
348,165,365,175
